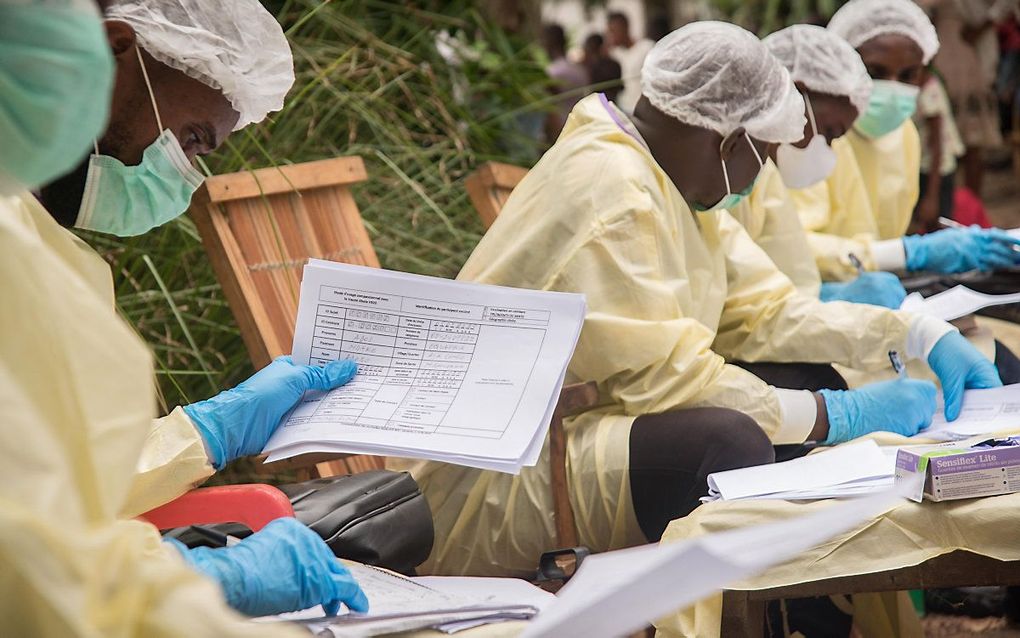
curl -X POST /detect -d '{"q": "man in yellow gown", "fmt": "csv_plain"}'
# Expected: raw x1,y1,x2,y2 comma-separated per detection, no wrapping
390,21,1000,579
1,0,367,633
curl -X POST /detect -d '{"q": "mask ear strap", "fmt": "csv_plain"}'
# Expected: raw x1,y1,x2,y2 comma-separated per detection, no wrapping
135,46,165,133
804,92,819,138
743,132,764,168
719,137,732,195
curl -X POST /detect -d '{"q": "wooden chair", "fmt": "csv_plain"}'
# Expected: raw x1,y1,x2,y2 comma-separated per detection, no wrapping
189,156,381,477
464,161,529,229
721,551,1020,636
191,157,600,554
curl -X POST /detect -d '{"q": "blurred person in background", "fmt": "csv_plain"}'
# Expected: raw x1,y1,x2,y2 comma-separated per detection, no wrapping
607,10,654,113
582,33,623,103
929,0,1009,197
911,65,965,232
541,23,589,142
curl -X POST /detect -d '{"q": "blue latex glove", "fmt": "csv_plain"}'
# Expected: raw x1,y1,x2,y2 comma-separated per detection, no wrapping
903,227,1020,273
819,378,937,444
927,331,1002,421
169,517,369,617
819,272,907,309
184,356,358,469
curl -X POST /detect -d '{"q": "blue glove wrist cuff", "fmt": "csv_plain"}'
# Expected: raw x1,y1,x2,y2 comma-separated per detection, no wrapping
902,235,925,271
818,388,851,445
183,402,228,470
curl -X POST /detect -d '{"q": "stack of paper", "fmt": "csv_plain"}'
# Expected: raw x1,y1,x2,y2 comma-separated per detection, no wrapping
264,564,553,637
520,488,907,638
704,441,897,502
262,260,586,473
915,384,1020,441
900,285,1020,321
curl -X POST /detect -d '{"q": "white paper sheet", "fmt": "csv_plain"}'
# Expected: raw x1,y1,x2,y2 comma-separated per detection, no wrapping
917,384,1020,441
520,488,906,638
261,565,545,637
706,440,894,501
262,260,586,473
898,285,1020,321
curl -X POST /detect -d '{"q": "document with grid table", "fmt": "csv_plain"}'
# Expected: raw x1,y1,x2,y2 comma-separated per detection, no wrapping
262,259,586,473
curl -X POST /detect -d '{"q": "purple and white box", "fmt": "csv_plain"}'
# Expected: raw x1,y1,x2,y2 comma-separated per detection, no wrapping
895,437,1020,502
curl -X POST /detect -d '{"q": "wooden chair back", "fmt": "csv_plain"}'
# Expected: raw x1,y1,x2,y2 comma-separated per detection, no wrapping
189,157,384,476
465,160,597,550
464,161,529,229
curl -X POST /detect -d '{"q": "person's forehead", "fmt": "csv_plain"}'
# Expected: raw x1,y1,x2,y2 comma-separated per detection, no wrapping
856,33,924,64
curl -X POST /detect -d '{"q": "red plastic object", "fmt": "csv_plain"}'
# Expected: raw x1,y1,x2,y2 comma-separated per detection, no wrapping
953,187,993,228
139,484,295,532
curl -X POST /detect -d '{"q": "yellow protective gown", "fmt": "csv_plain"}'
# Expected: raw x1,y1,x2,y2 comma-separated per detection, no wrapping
792,121,921,281
0,192,302,637
728,160,822,297
390,94,922,578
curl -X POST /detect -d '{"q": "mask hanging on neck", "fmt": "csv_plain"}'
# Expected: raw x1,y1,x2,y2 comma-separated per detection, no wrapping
74,47,205,237
775,93,838,190
694,132,764,212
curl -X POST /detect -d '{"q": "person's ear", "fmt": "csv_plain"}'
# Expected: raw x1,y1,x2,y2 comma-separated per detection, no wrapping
105,20,138,60
719,126,746,161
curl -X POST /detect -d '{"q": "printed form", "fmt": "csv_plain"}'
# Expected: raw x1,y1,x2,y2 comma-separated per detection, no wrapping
262,260,586,473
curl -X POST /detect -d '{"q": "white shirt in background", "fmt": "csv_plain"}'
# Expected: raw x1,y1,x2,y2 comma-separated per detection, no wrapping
610,38,654,112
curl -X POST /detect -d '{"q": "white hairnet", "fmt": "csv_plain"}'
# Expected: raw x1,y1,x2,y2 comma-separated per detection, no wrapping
827,0,939,65
105,0,295,130
641,21,806,143
763,25,872,117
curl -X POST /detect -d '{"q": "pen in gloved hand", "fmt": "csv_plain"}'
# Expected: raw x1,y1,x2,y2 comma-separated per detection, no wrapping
888,350,907,380
848,252,865,275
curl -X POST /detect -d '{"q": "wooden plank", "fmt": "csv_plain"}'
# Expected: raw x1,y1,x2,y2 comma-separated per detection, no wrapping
204,157,368,203
720,591,766,638
465,169,500,229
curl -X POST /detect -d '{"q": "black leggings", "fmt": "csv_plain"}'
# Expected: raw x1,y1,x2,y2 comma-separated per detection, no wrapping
628,362,848,543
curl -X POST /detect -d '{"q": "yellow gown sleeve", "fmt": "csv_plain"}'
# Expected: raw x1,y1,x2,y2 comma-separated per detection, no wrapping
728,161,822,297
119,408,216,519
791,137,881,281
712,211,912,371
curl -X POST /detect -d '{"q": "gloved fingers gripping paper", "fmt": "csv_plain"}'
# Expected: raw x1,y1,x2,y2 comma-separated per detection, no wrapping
262,260,586,473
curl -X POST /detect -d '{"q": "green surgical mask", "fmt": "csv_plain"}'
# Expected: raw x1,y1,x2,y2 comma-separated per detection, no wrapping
74,47,205,237
0,0,114,195
694,132,764,212
853,79,919,139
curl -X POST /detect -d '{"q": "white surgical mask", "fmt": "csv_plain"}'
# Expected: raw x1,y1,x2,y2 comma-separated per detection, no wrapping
775,94,837,190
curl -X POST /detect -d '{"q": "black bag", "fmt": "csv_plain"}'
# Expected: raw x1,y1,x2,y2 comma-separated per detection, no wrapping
278,471,434,575
169,470,434,575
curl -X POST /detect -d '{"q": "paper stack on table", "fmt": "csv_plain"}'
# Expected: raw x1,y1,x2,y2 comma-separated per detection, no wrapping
266,490,907,638
520,488,906,638
900,285,1020,321
915,384,1020,441
263,563,553,637
261,260,586,473
704,441,897,502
